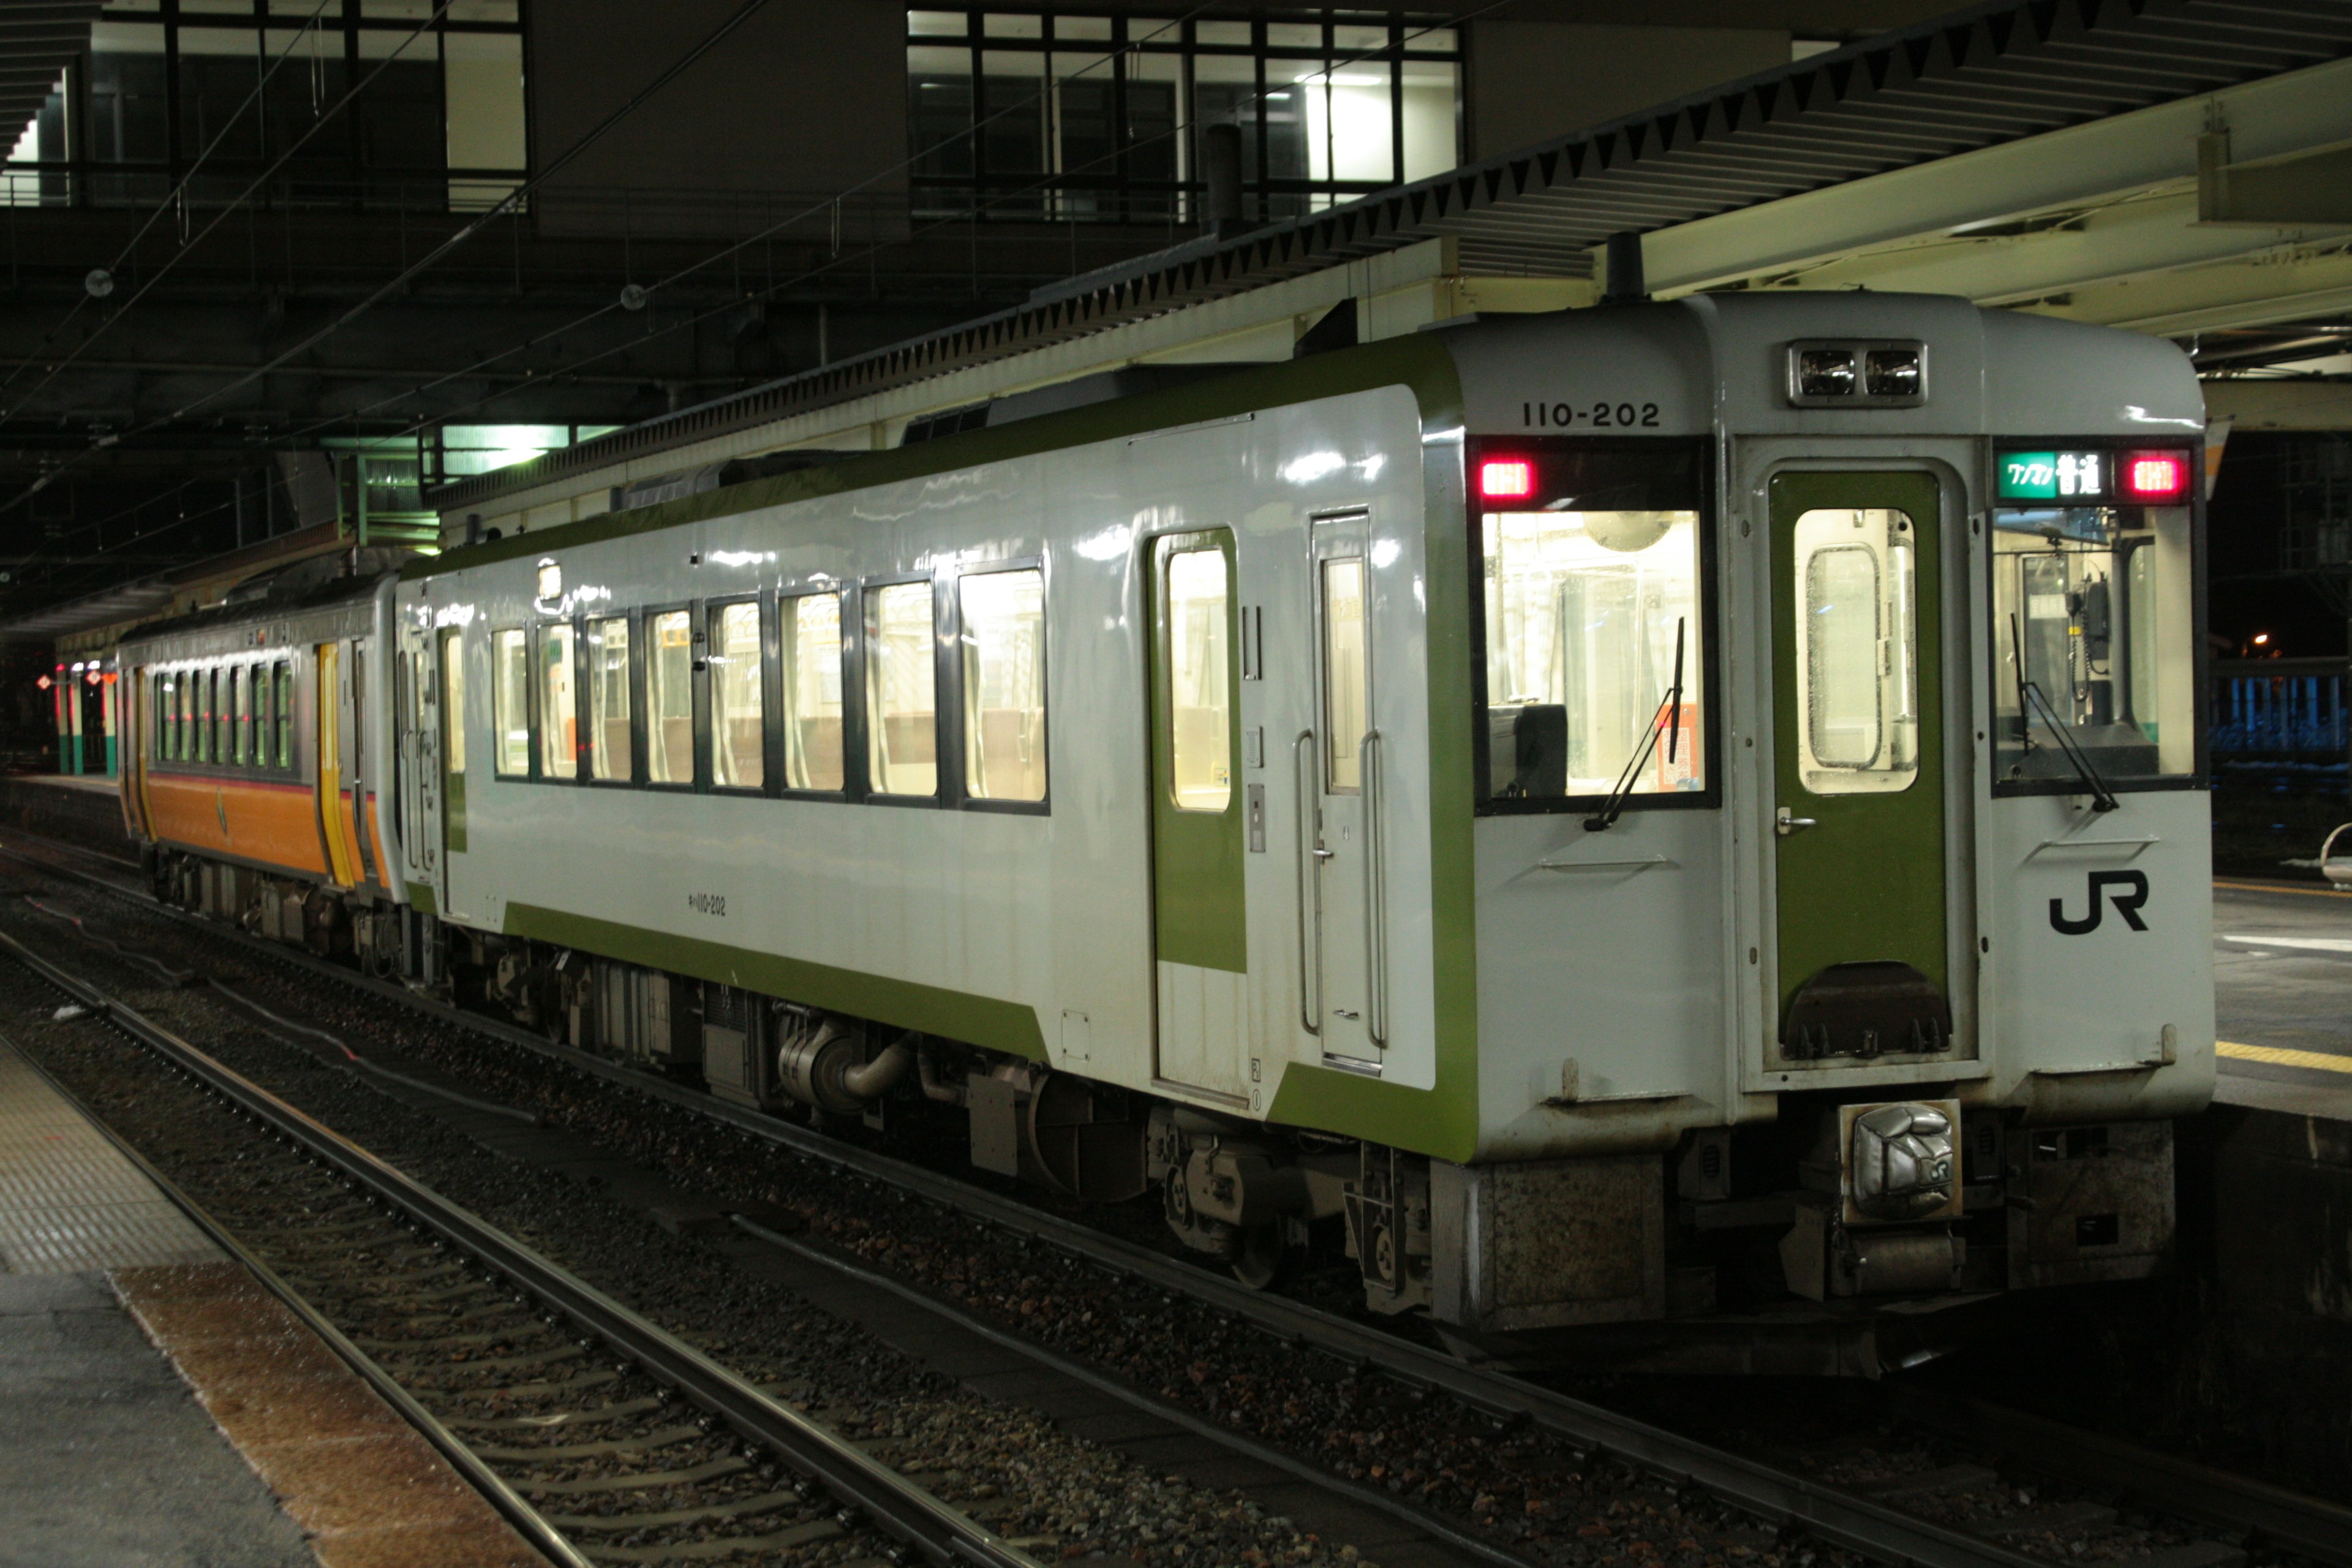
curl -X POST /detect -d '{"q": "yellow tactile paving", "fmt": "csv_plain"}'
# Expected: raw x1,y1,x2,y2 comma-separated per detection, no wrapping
2217,1040,2352,1075
0,1036,220,1273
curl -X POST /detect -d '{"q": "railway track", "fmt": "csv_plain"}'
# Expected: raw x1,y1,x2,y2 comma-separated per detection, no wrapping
4,832,2346,1568
0,922,1047,1568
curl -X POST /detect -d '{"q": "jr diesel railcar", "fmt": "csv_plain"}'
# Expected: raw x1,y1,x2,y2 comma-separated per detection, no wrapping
117,291,2215,1352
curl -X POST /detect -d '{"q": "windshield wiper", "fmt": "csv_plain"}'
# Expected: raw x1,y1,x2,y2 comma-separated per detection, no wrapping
1585,616,1685,832
2010,613,2119,812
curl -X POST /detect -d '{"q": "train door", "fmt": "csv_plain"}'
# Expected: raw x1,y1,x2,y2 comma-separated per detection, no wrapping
435,627,469,918
1305,511,1382,1068
316,643,358,886
1768,471,1950,1058
400,636,439,892
345,638,377,884
1147,529,1250,1101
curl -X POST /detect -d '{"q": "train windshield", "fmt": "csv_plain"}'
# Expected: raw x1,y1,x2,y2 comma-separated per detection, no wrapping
1474,441,1708,810
1991,503,2196,784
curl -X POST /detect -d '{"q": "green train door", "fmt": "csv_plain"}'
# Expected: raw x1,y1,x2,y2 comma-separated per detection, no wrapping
1770,472,1950,1061
1148,530,1250,1103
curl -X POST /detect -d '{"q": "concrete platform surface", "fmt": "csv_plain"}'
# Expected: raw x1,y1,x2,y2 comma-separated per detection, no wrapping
0,1035,546,1568
2211,878,2352,1120
0,1269,319,1568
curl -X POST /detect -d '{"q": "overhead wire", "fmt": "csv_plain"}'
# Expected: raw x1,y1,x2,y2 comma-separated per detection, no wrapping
0,0,444,426
0,0,341,413
10,6,1492,582
0,0,771,527
272,6,1499,464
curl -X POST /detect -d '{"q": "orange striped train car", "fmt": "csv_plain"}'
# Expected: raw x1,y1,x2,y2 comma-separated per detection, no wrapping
117,572,409,972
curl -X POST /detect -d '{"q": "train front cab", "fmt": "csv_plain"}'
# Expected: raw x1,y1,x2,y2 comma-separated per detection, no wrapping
1408,298,2214,1357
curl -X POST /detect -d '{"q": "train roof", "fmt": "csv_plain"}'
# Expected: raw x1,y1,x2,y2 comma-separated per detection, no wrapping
407,293,2200,584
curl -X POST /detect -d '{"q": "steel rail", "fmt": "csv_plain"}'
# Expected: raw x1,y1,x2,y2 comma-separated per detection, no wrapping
13,838,2351,1568
1894,1389,2352,1567
1,1032,593,1568
0,923,1044,1568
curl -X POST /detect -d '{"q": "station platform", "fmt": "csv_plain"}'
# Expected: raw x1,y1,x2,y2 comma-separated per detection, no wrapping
0,1035,543,1568
0,772,130,862
2211,875,2352,1120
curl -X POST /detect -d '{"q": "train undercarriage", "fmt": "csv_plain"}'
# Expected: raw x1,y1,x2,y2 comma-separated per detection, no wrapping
148,843,2180,1376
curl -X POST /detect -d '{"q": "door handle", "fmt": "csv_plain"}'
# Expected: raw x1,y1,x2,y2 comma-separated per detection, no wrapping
1313,847,1335,861
1776,807,1818,837
1293,731,1321,1037
1362,728,1387,1051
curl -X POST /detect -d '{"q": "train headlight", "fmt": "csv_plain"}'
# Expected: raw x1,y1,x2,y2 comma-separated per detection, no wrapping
1786,339,1928,407
1865,347,1921,398
1796,348,1856,399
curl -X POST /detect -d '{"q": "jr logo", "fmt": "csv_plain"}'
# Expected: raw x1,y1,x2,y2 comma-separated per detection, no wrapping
2050,870,2150,935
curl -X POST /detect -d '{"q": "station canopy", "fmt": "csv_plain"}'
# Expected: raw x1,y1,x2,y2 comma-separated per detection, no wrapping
437,0,2352,511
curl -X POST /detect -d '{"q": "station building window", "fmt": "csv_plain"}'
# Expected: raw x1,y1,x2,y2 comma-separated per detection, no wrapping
11,0,526,213
907,9,1461,224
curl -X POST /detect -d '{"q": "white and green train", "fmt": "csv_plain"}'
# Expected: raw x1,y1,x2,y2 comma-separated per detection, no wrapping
119,290,2215,1357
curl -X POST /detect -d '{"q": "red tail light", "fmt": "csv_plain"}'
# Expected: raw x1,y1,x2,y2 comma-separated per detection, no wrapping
1479,459,1534,500
2120,450,2189,503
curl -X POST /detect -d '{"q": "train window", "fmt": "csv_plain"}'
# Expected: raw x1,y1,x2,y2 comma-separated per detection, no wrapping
959,568,1046,802
492,630,530,777
274,662,293,769
1476,442,1706,809
1992,502,2195,784
1322,557,1366,793
232,666,250,767
1164,546,1232,812
211,669,227,763
780,592,845,792
865,581,938,797
1792,511,1917,793
647,610,693,784
179,670,196,761
255,662,274,770
540,625,579,780
587,617,632,782
709,601,765,791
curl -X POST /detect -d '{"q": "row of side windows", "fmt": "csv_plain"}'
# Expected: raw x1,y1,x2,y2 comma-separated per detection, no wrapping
483,565,1047,809
152,662,294,771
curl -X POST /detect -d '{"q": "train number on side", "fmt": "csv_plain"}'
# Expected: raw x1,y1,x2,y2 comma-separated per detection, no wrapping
1523,400,1661,429
686,892,728,918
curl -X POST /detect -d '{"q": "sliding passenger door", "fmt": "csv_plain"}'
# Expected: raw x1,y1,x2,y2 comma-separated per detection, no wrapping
1305,511,1382,1069
1768,471,1950,1061
1147,530,1250,1102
